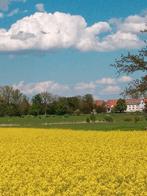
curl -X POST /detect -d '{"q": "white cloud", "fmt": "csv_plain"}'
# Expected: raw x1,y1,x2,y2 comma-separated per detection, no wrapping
8,8,19,17
116,15,147,33
102,31,143,51
35,3,45,12
74,82,96,91
13,76,132,97
101,85,121,94
0,12,145,53
96,76,133,85
96,77,116,85
13,81,69,95
117,76,133,83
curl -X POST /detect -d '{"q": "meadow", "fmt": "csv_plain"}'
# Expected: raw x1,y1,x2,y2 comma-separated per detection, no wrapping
0,113,146,130
0,128,147,195
0,113,147,131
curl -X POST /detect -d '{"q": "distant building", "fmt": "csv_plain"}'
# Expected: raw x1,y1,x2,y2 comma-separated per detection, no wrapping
106,99,117,112
126,99,146,112
95,98,147,112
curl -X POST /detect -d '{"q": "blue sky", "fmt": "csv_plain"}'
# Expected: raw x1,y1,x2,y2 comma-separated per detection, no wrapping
0,0,146,99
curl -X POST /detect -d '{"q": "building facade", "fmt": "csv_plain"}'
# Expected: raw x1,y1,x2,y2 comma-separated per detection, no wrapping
95,98,147,112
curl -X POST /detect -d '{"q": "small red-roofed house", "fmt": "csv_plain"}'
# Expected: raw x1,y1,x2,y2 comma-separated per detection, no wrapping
95,98,147,112
106,99,117,112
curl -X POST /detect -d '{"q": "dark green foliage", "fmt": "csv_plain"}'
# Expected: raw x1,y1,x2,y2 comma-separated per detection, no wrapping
81,94,94,114
0,86,30,116
90,113,96,123
95,102,107,113
29,94,43,116
114,99,127,113
86,117,90,123
46,94,94,115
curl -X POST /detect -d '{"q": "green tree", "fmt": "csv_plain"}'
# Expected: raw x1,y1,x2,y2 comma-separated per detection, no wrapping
95,102,107,113
66,96,81,114
0,86,30,116
19,96,30,115
30,94,43,115
81,94,94,114
40,92,54,116
0,97,6,116
114,99,127,113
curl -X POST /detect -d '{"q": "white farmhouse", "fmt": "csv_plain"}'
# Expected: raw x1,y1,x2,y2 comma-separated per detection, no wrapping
96,98,147,113
126,99,146,112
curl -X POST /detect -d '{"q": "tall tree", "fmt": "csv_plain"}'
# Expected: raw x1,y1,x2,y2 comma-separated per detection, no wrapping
95,102,107,113
81,94,94,114
0,86,30,116
30,94,43,116
111,30,147,98
0,86,13,105
40,92,54,116
114,99,127,113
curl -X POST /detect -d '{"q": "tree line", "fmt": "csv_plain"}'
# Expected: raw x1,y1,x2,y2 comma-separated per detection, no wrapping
0,86,146,117
0,86,100,116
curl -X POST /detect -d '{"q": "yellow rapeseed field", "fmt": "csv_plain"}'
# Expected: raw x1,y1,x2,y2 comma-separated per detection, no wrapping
0,128,147,195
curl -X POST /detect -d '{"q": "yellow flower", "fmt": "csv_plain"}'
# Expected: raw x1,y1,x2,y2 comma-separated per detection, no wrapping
0,128,146,195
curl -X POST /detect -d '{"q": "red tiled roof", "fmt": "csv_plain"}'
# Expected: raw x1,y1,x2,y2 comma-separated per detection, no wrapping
126,99,141,105
95,100,105,106
106,99,117,108
95,98,147,108
126,98,147,105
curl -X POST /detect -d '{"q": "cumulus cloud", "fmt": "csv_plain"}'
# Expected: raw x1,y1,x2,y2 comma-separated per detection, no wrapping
0,12,146,52
96,77,116,85
13,81,69,95
74,82,96,92
113,15,147,33
35,3,45,12
117,76,133,83
101,85,121,94
13,76,132,97
96,76,133,85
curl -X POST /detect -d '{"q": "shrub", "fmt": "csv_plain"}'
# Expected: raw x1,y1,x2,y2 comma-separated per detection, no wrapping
86,117,90,123
90,114,96,123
